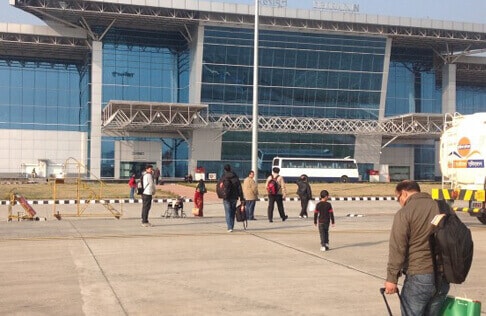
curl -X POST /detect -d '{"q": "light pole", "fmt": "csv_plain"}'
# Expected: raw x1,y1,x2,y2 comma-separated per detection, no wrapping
251,0,260,180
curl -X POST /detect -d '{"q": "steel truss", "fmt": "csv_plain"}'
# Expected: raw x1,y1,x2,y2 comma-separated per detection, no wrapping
209,113,444,136
102,101,209,133
101,101,443,137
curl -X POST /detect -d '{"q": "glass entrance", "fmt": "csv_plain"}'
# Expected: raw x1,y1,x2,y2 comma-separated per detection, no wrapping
120,161,156,179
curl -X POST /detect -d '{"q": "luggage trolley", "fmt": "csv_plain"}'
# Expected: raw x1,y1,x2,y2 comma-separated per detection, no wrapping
163,197,186,218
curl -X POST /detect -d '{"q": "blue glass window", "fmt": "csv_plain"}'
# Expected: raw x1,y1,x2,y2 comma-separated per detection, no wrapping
202,27,386,120
385,48,441,116
414,144,436,181
0,59,85,131
456,84,486,114
101,28,189,106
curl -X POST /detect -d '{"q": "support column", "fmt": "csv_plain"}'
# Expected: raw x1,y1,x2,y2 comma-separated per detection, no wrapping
442,63,456,114
189,25,204,104
190,128,223,175
378,37,392,120
90,41,103,178
186,25,223,176
354,135,382,165
188,26,207,175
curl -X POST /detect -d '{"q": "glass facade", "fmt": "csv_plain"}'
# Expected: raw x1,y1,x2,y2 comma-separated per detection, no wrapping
101,28,189,104
0,59,86,131
203,27,385,119
414,144,436,181
99,28,191,177
456,84,486,114
385,47,441,117
202,26,385,172
385,48,441,180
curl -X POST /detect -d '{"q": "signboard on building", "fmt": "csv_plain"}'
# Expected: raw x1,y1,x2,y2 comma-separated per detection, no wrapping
313,1,359,12
260,0,287,8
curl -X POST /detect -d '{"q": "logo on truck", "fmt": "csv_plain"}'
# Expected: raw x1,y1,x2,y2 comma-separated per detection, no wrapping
457,137,471,157
450,137,484,168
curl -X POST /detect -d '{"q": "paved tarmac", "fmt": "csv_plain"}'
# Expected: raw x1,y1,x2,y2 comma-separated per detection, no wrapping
1,189,485,315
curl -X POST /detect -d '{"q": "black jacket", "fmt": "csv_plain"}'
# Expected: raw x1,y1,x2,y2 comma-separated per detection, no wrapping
223,171,243,201
296,179,312,200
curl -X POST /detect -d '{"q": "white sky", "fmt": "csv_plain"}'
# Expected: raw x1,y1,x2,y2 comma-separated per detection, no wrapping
1,0,485,24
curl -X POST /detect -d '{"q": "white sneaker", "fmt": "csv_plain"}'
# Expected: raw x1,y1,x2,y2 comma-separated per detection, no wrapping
141,222,152,227
303,215,308,218
227,229,233,233
320,246,327,252
299,215,303,218
325,243,330,251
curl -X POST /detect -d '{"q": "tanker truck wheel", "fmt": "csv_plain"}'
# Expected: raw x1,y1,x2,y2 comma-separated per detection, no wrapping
478,214,486,225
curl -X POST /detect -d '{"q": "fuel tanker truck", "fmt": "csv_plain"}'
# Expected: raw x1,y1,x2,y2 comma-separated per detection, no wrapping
432,112,486,224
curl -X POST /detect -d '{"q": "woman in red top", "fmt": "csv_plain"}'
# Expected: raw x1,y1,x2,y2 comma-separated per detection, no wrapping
128,174,137,199
193,179,207,216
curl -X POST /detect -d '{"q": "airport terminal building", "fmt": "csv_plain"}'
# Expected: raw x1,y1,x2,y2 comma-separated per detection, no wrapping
1,0,486,180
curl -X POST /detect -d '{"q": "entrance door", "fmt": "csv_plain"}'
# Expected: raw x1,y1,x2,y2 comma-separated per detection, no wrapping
120,162,156,179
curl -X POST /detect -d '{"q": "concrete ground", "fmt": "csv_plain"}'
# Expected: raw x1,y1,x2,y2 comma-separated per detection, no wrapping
0,186,485,315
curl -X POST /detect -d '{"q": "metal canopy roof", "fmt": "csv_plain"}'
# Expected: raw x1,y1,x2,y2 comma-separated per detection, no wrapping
208,113,444,138
102,100,444,138
13,0,486,52
102,101,209,133
0,26,89,61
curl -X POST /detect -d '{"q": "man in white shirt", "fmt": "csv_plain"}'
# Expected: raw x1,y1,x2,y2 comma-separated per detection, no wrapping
141,164,156,227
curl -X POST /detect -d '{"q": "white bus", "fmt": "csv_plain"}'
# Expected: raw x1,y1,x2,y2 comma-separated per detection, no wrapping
272,157,359,183
258,149,332,177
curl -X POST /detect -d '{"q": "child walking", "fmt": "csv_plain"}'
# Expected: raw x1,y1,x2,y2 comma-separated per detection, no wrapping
314,190,335,252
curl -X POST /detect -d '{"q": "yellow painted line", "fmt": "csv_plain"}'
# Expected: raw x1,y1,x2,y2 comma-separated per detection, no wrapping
452,207,482,213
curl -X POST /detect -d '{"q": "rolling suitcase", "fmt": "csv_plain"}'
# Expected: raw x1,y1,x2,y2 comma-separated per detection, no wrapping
441,296,481,316
381,287,482,316
235,203,248,230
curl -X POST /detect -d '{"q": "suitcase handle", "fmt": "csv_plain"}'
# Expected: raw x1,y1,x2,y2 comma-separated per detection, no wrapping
380,287,402,316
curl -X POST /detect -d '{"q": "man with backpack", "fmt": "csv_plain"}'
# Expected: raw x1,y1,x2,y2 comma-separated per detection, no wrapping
384,180,449,316
265,167,288,223
218,164,244,232
140,164,156,227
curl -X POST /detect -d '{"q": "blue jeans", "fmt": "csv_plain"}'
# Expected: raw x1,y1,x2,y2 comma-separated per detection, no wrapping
129,187,135,199
401,273,449,316
245,200,256,219
223,199,237,230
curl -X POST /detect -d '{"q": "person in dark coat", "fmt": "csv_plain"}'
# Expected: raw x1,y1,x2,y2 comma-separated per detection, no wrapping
221,164,243,232
296,174,312,218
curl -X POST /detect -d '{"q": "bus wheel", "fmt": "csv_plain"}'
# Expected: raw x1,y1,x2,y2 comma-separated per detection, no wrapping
340,176,349,183
478,213,486,225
